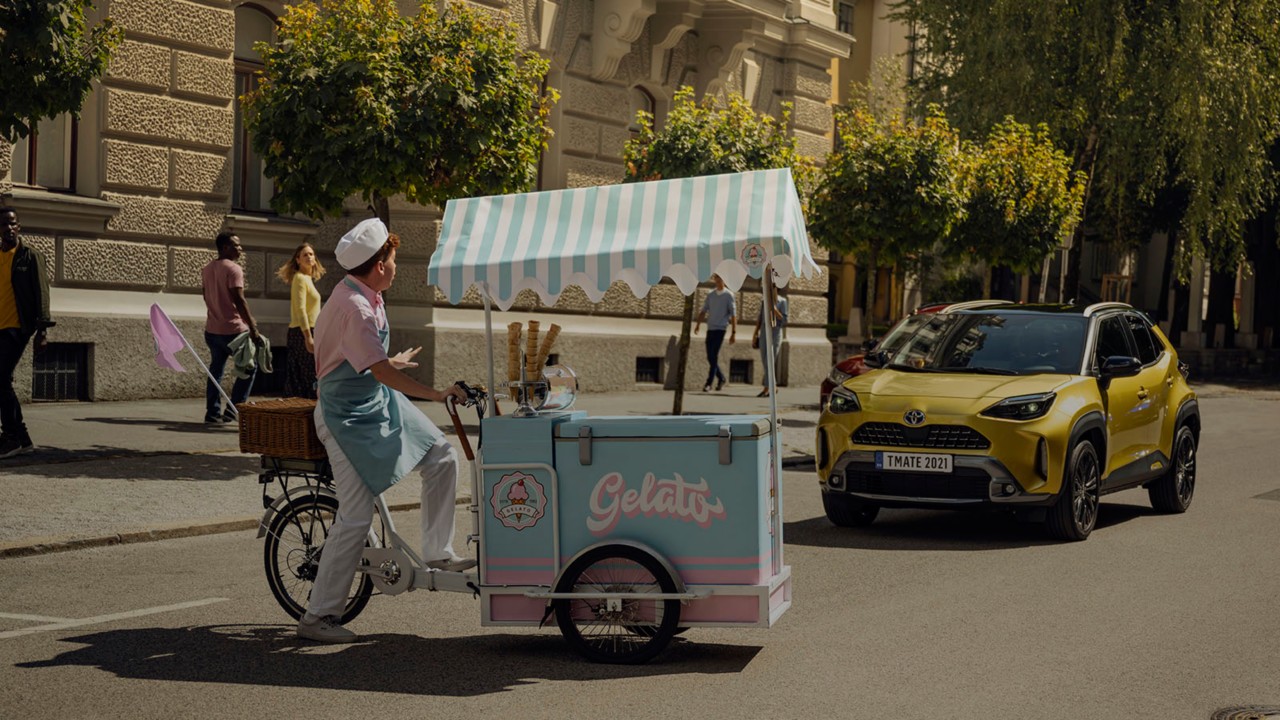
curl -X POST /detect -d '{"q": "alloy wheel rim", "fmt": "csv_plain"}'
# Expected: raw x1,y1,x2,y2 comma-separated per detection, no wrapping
1175,435,1196,505
1072,450,1099,532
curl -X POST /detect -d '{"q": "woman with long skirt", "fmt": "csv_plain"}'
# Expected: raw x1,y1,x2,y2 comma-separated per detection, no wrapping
277,242,324,398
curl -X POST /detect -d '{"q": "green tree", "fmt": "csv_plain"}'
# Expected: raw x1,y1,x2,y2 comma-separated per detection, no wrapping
623,86,809,413
809,106,967,339
956,118,1086,297
0,0,121,141
243,0,556,224
891,0,1280,297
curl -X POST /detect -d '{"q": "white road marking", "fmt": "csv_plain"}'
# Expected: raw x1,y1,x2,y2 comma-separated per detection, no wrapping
0,612,74,623
0,598,230,640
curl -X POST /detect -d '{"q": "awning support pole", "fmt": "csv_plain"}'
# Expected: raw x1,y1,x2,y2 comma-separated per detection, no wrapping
763,267,784,575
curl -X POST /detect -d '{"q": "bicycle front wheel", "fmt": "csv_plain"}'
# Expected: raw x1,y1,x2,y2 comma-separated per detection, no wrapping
263,494,373,624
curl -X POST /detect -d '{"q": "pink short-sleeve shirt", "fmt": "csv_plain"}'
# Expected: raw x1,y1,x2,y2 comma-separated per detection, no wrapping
201,259,248,334
314,276,389,379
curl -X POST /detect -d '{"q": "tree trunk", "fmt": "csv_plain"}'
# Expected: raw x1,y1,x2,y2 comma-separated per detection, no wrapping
1063,126,1101,303
1038,254,1052,303
1156,230,1178,325
671,294,695,415
372,193,391,227
865,246,879,341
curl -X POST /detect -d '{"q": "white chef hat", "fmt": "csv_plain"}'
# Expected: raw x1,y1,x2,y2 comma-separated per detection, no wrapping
335,217,390,270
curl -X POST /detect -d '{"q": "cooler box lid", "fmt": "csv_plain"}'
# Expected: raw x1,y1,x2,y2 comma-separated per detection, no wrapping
554,415,771,439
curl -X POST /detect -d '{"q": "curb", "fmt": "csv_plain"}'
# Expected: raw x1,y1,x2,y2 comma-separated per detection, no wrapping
3,454,816,559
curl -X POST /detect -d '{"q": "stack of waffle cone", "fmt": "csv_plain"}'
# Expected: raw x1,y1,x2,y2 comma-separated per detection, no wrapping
525,321,540,378
506,322,522,382
534,323,561,370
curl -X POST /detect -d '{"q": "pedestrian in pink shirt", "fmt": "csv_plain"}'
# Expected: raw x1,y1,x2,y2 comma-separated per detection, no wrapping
201,232,259,423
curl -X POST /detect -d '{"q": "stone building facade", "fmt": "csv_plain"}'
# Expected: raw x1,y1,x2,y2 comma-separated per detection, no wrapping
2,0,850,403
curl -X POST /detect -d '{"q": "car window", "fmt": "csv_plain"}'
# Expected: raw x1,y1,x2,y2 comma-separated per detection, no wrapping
885,313,1088,374
1124,313,1162,365
876,314,931,353
1094,316,1133,368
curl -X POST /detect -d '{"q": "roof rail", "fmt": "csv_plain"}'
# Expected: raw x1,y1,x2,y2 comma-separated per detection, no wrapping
940,300,1011,313
1083,301,1132,316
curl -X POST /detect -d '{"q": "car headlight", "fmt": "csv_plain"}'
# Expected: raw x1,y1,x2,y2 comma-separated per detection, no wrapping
827,367,854,386
980,392,1056,421
828,386,862,414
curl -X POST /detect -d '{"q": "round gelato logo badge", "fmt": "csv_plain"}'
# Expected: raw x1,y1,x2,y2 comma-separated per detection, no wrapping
741,243,767,270
490,471,547,531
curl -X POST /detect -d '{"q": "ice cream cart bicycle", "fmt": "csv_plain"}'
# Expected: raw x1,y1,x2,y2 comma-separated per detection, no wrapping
254,168,819,663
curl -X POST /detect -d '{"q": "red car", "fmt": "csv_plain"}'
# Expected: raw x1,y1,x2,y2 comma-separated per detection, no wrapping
819,301,1002,407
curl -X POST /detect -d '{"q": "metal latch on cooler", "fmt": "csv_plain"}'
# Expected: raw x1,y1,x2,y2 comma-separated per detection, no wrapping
718,426,732,465
578,426,592,465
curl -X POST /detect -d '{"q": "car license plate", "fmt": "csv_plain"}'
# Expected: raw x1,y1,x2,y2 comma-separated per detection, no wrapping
875,451,952,473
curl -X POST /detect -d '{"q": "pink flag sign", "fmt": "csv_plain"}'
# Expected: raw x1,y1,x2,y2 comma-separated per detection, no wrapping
149,304,187,372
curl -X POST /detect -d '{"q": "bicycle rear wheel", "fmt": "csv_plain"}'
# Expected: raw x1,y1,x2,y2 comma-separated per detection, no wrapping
263,494,373,624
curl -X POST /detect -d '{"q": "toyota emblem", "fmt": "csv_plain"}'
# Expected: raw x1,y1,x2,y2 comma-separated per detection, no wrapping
903,409,926,426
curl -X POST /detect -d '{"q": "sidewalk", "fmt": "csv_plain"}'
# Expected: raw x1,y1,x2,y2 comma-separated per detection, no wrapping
0,385,822,558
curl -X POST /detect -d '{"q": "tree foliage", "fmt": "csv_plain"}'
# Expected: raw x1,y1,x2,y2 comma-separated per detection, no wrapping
622,86,811,411
891,0,1280,283
809,106,967,330
956,118,1086,273
0,0,121,141
243,0,556,221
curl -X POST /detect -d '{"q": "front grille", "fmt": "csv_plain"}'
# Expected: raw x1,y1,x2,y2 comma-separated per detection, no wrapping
843,466,991,500
852,422,991,450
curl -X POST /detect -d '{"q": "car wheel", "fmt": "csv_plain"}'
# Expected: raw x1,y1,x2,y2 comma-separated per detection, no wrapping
1046,439,1100,541
822,492,879,528
1148,425,1196,514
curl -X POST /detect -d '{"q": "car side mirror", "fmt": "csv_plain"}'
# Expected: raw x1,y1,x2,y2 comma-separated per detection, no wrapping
1098,355,1141,389
861,338,878,352
863,350,888,369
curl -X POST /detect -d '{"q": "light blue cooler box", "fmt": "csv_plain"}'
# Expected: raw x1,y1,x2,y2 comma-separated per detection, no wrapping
478,413,791,628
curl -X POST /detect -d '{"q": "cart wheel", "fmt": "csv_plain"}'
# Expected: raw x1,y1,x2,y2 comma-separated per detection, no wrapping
263,494,373,624
554,544,681,664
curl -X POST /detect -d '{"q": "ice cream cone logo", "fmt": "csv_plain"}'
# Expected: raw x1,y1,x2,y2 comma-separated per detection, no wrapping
491,471,546,531
741,242,767,271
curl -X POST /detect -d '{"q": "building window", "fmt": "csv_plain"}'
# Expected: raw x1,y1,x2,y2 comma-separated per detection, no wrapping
629,86,657,136
233,4,276,212
32,343,92,401
730,359,753,385
10,114,76,192
635,356,663,383
837,2,854,35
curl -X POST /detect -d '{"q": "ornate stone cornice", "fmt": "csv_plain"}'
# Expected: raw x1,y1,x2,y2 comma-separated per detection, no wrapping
5,187,120,236
693,15,767,96
648,0,706,83
591,0,657,81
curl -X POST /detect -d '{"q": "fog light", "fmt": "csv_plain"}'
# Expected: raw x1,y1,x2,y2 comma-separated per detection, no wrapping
1000,483,1016,496
828,473,844,489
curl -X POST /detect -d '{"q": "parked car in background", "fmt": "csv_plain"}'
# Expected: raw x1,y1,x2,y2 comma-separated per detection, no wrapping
816,302,1199,541
820,301,1001,408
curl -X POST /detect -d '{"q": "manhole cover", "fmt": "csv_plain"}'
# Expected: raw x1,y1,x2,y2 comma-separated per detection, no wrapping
1253,489,1280,502
1211,707,1280,720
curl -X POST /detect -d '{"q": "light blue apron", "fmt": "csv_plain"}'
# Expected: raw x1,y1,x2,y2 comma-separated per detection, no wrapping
319,278,436,496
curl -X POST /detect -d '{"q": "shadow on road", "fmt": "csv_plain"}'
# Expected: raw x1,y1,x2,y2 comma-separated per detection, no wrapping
76,416,239,435
17,624,760,695
0,451,256,482
786,501,1154,551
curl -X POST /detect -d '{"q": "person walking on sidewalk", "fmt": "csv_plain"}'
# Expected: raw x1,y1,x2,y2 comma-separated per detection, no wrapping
298,218,474,644
693,273,736,392
0,207,53,459
201,232,260,424
276,242,324,399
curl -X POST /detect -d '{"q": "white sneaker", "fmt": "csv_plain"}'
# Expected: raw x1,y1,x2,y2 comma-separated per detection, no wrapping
426,556,478,572
297,614,357,643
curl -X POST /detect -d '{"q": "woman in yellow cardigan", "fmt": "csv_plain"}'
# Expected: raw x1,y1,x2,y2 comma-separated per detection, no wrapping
276,242,325,398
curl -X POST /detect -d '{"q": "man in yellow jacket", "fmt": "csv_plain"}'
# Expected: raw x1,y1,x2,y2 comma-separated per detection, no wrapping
0,207,54,459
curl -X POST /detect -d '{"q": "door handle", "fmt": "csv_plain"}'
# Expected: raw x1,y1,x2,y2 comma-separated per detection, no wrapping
1166,376,1174,387
1137,387,1149,400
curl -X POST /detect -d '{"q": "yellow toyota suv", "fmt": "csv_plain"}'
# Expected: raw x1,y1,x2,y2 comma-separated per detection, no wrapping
816,302,1199,541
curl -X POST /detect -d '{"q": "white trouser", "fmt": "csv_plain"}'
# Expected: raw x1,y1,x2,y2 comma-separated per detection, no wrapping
306,409,461,620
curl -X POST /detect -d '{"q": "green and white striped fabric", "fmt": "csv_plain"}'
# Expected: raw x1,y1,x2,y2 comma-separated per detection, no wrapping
428,168,820,311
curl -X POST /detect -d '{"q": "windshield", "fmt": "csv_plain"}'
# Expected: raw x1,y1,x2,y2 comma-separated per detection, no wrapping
875,314,933,354
884,313,1088,375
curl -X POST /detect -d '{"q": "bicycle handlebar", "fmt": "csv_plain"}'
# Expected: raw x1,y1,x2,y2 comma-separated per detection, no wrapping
444,381,487,461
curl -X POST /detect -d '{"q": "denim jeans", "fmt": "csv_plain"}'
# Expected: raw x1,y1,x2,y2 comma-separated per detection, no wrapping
0,328,32,440
205,331,255,420
704,329,727,386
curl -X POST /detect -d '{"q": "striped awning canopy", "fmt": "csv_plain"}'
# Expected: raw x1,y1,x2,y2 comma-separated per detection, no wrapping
428,168,820,311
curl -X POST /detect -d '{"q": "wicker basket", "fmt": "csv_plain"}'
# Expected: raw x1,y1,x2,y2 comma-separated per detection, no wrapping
236,397,326,460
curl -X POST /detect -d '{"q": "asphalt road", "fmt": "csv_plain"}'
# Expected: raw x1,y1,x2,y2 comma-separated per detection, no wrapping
2,392,1278,719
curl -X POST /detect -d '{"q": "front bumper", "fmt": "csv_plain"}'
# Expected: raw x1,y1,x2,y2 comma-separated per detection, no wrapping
823,450,1058,508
